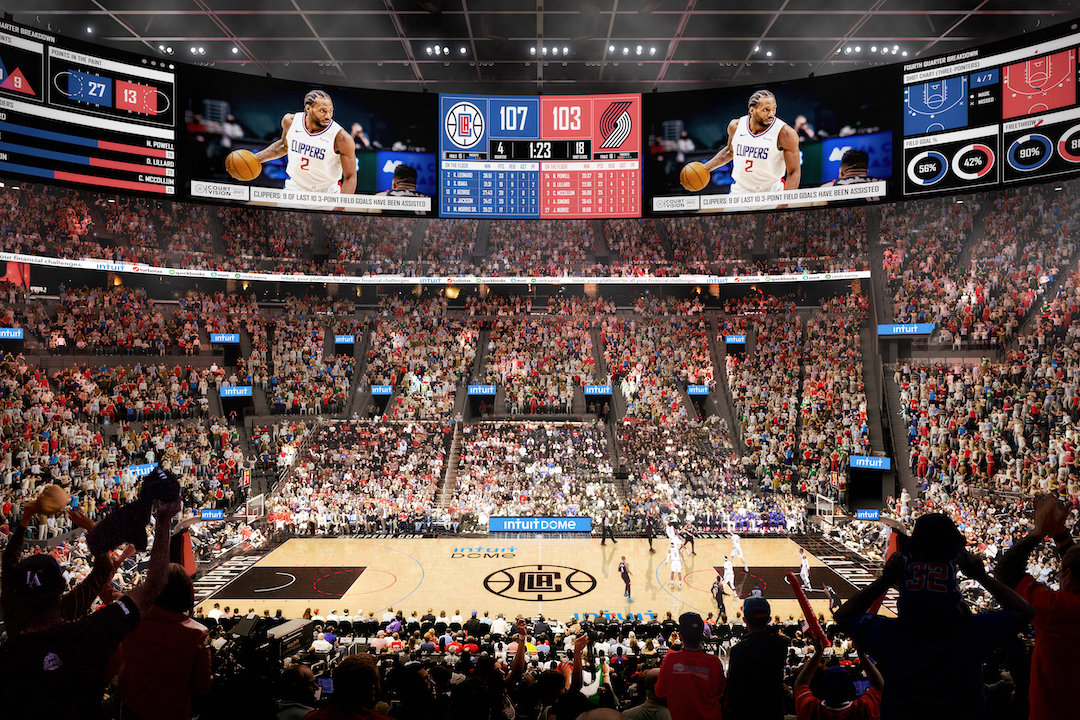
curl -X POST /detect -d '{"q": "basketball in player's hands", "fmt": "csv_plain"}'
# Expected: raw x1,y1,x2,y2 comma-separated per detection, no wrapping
225,149,262,182
680,162,710,192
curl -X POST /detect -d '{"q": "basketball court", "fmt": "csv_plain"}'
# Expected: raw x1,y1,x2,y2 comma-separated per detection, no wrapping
196,537,877,623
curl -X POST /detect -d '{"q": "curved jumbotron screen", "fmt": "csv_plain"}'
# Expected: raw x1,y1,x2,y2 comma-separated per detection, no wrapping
0,17,1077,219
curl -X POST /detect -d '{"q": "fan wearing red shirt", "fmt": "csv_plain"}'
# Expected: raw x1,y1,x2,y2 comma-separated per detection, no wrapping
656,612,725,720
794,636,882,720
996,495,1080,720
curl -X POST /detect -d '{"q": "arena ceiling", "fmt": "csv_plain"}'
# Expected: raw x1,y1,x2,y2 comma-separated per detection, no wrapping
7,0,1080,94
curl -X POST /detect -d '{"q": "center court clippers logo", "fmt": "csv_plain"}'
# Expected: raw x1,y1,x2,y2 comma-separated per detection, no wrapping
599,101,633,150
445,101,484,149
483,564,596,602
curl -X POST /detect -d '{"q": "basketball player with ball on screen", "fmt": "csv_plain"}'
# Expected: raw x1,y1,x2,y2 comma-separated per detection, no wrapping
680,89,801,210
224,89,357,209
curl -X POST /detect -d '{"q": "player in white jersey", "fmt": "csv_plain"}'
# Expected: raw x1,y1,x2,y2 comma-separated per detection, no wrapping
250,89,357,209
800,548,812,590
731,533,748,572
667,537,685,589
689,89,801,210
723,556,736,594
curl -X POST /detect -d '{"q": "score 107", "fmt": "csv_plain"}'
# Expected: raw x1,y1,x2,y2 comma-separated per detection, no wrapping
490,140,592,161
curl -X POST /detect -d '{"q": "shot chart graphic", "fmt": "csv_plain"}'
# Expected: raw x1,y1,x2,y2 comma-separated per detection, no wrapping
905,76,968,136
1003,49,1075,120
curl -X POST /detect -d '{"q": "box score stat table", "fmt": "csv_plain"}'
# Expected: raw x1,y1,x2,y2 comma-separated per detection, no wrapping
439,93,641,218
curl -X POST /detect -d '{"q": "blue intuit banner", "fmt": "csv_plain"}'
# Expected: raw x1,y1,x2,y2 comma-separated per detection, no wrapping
856,509,881,521
687,385,710,395
583,385,612,395
850,455,892,470
877,324,934,336
0,327,23,340
210,333,240,343
220,386,253,398
335,335,356,344
468,385,497,396
489,517,592,532
200,508,225,521
725,334,746,344
126,463,157,478
370,385,394,396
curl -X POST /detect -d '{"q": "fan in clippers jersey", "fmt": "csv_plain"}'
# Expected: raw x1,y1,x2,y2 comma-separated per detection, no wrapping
694,89,801,210
252,89,357,206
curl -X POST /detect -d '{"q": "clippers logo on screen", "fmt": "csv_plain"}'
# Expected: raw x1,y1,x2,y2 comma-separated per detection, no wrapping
445,101,484,149
599,101,633,149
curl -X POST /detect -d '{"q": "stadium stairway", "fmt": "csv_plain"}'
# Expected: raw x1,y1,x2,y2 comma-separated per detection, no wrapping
436,422,463,510
208,207,226,257
952,200,992,272
209,385,226,419
240,327,253,363
346,324,373,419
751,217,767,259
250,387,269,417
882,372,922,506
472,220,491,265
652,219,675,262
706,315,745,457
404,219,430,262
590,219,610,265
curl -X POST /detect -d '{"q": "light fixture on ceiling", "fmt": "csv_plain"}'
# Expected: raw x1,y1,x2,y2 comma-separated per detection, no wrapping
563,46,568,54
871,46,877,52
426,46,433,54
542,47,548,54
636,46,642,55
552,47,558,55
844,47,851,54
198,47,205,55
766,51,772,57
232,47,239,54
854,46,860,52
623,47,629,55
609,45,615,52
530,46,535,55
460,47,466,54
902,51,908,56
86,26,92,34
650,47,656,55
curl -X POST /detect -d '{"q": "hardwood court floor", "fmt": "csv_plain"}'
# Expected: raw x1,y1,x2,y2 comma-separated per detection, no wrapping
198,537,862,623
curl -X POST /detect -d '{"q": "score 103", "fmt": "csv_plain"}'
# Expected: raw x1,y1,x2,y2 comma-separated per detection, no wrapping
498,104,584,133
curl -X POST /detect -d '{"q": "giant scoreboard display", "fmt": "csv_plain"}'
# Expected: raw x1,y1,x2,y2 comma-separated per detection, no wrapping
4,17,1080,222
0,20,175,195
440,93,641,218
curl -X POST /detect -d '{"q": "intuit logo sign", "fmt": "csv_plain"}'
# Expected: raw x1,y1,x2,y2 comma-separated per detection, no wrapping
0,328,23,339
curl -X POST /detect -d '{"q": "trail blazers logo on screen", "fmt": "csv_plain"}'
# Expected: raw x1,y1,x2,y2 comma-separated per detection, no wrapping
599,101,633,149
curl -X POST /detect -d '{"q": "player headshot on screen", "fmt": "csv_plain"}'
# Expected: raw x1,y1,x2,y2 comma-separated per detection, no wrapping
693,89,801,209
249,89,357,204
367,164,427,215
814,148,882,206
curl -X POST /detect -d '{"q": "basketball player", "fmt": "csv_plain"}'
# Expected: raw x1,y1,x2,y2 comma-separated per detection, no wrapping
246,89,357,208
731,532,748,572
690,89,801,210
723,555,737,595
800,548,812,591
712,575,728,619
668,536,685,590
814,148,882,206
619,556,633,602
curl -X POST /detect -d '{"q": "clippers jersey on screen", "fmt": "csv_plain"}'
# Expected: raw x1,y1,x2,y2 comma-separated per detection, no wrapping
284,113,344,193
731,115,788,192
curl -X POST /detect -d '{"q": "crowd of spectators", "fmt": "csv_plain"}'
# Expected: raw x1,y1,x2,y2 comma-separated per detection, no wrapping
725,298,802,485
482,220,595,276
799,293,871,483
481,316,596,415
324,215,415,272
763,207,868,259
366,301,478,420
265,420,449,535
42,285,181,355
605,219,667,268
418,219,478,273
602,314,713,422
665,215,754,270
449,421,613,526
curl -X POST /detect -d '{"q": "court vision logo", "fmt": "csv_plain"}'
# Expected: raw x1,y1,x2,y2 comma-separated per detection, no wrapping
452,546,517,559
484,564,597,602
